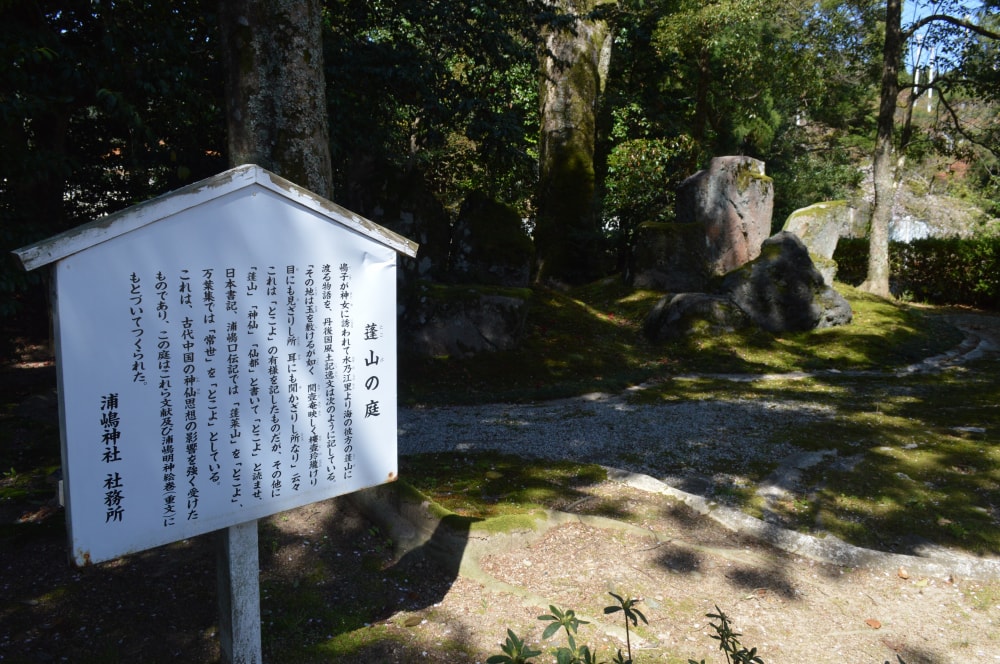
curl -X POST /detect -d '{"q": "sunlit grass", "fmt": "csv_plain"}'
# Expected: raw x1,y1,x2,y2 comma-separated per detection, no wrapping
399,278,999,555
401,281,962,404
399,452,608,520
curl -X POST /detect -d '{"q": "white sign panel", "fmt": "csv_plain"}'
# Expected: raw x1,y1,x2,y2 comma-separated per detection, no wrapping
53,186,400,565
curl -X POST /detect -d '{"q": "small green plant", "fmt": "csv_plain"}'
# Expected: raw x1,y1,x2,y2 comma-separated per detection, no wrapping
538,604,599,664
688,606,764,664
604,592,647,663
489,599,762,664
487,629,542,664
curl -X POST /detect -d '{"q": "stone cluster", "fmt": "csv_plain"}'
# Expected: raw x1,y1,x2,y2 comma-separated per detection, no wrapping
637,157,853,341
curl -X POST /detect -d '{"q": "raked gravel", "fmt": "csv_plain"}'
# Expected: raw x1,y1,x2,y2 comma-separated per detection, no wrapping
397,390,835,493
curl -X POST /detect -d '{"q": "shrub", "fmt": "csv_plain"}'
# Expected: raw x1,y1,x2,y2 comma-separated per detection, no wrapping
834,237,1000,309
603,137,697,269
489,597,762,664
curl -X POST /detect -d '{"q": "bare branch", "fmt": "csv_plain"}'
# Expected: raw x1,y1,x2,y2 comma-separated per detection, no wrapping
904,14,1000,41
929,88,1000,157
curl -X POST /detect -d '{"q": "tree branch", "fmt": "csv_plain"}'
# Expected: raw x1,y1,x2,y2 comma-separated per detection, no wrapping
904,14,1000,41
927,86,1000,157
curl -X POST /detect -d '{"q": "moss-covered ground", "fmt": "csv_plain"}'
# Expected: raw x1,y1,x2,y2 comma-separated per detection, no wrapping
401,280,998,555
2,279,999,662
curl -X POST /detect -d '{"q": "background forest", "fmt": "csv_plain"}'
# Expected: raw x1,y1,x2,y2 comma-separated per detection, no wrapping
2,0,999,352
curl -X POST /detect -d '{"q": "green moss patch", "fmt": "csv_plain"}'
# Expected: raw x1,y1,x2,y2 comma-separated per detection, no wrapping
398,277,1000,555
399,452,607,520
401,281,962,405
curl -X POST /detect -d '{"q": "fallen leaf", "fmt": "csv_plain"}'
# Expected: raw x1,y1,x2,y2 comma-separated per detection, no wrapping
865,618,882,630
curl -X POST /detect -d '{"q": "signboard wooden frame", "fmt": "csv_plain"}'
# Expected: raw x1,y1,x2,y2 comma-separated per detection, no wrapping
14,165,418,567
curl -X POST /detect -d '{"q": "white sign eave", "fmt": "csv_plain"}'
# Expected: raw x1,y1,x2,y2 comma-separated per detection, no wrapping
12,164,418,272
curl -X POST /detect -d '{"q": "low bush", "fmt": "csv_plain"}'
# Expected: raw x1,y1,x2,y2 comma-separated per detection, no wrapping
835,236,1000,309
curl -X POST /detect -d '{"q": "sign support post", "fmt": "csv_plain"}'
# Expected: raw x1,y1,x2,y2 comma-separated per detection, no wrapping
11,165,418,659
216,520,262,664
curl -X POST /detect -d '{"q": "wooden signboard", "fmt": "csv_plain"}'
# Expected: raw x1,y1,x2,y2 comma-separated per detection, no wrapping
14,165,418,566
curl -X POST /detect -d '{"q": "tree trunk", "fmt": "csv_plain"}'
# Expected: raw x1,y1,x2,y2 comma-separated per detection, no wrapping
215,4,332,662
534,0,614,285
218,0,333,198
861,0,902,298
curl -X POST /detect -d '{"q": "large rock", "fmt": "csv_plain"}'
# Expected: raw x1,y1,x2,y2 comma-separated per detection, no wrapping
675,156,774,276
643,292,750,342
630,222,710,292
720,232,852,333
782,201,858,284
404,284,531,358
342,157,451,283
783,201,856,259
449,191,533,287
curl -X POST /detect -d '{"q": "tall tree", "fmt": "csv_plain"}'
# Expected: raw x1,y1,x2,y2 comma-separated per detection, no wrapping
534,0,616,285
218,0,333,197
861,0,904,297
215,3,333,662
861,0,1000,297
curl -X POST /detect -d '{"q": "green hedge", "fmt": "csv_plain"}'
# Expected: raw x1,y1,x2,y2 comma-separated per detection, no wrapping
835,237,1000,309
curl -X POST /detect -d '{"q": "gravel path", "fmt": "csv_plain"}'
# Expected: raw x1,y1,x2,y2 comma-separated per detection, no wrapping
398,312,1000,499
398,392,834,494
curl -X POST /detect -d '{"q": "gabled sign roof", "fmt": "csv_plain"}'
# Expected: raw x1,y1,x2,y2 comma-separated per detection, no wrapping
13,164,418,272
16,164,415,566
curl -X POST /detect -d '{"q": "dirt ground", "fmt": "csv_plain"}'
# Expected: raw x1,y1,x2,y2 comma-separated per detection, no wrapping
2,333,1000,663
4,454,999,663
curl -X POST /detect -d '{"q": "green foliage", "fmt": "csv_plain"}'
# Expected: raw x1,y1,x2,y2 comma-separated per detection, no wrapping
687,606,764,664
603,592,648,663
646,0,816,156
603,136,696,266
835,237,1000,308
539,605,592,663
769,153,863,230
488,629,543,664
324,0,541,213
492,599,760,663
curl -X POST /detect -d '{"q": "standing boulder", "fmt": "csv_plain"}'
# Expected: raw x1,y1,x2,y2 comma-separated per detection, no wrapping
782,201,858,284
629,222,710,292
403,284,531,358
343,157,452,283
449,191,533,287
675,156,774,276
720,232,852,333
401,192,534,359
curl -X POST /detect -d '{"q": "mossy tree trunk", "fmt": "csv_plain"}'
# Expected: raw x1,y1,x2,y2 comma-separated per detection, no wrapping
534,0,614,285
218,0,333,198
860,0,901,299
